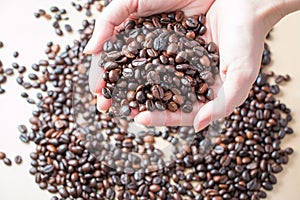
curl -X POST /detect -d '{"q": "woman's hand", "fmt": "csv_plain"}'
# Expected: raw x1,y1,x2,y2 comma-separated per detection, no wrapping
85,0,297,131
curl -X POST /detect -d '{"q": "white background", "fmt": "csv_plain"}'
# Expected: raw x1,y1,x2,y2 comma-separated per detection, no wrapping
0,0,300,199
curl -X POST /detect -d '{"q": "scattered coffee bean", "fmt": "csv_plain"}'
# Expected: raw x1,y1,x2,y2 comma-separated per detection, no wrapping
13,51,19,58
14,155,23,165
0,152,6,159
3,158,12,166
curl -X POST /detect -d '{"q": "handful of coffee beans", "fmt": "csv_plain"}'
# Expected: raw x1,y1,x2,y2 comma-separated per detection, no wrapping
97,11,219,117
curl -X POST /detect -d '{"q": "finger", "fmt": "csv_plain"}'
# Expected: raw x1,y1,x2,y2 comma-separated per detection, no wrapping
134,101,202,126
193,59,259,132
89,54,106,94
130,108,139,118
97,94,112,112
84,0,139,54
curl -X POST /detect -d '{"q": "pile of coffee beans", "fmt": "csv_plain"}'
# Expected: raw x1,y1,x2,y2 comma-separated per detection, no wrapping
99,11,219,116
0,1,294,200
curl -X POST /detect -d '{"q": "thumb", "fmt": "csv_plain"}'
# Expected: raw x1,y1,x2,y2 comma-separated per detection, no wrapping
193,58,260,132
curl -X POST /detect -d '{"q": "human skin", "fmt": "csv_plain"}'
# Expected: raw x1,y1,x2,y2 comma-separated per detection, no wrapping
85,0,300,131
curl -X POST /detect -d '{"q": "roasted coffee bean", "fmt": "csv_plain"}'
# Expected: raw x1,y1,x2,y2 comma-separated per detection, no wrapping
3,158,12,166
0,152,6,160
18,125,28,134
167,101,178,112
64,24,73,33
151,85,164,99
0,75,7,84
146,99,155,111
15,155,23,165
120,105,131,117
136,91,146,104
13,51,19,58
102,87,112,99
108,69,120,83
185,17,198,28
147,71,160,84
4,68,14,76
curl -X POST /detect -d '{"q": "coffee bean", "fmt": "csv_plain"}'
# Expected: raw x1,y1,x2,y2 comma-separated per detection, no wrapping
13,51,19,58
15,155,23,165
185,17,198,28
64,24,73,32
120,105,131,117
0,152,6,160
151,85,164,99
4,68,14,76
147,71,160,84
172,94,184,105
136,91,146,104
149,185,161,193
0,75,7,84
155,100,166,111
18,125,28,134
132,58,147,67
182,103,193,113
102,87,112,99
108,69,120,83
146,100,155,111
167,101,178,112
3,158,12,166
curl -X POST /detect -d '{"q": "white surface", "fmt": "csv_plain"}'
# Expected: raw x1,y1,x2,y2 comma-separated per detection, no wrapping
0,1,300,199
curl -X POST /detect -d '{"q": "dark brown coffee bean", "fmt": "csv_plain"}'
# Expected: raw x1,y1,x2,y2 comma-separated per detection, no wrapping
166,43,178,56
167,101,178,112
155,100,166,111
153,37,167,51
108,69,120,83
132,58,147,67
172,94,184,105
175,11,184,22
175,51,187,63
147,71,160,84
0,152,6,160
146,100,155,111
185,17,198,28
104,61,118,70
15,155,23,165
182,102,193,113
151,85,164,99
3,158,12,166
0,75,7,84
13,51,19,58
136,91,146,104
102,87,112,99
4,68,14,76
206,88,214,101
120,105,131,116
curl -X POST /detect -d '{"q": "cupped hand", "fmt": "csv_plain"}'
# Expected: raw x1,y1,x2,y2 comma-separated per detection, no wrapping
86,0,286,131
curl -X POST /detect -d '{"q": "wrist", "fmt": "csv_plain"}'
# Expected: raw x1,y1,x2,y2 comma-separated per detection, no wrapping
251,0,299,34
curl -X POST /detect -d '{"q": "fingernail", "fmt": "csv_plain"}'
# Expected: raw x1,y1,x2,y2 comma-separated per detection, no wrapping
83,40,94,54
97,107,107,113
194,118,210,132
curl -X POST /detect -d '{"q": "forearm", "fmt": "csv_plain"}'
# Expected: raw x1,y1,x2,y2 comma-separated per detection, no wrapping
282,0,300,14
